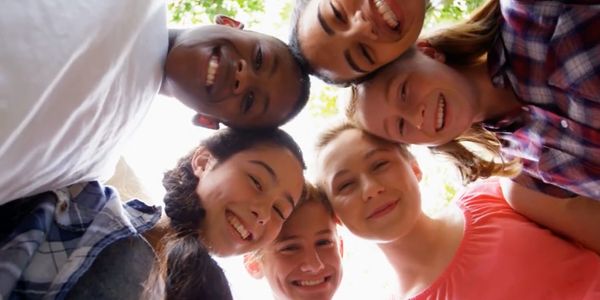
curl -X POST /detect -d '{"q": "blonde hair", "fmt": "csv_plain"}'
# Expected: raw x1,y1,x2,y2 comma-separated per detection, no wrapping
424,0,501,67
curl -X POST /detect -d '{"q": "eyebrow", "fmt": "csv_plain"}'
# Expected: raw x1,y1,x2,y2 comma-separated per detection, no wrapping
344,50,367,73
250,160,276,181
317,3,334,36
276,229,333,243
250,160,294,207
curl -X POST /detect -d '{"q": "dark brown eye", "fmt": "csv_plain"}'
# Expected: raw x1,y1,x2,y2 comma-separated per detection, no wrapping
330,2,346,23
360,43,374,65
241,92,254,114
254,47,263,70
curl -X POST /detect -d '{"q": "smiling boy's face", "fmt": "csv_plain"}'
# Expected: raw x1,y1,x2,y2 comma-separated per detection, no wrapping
164,22,305,129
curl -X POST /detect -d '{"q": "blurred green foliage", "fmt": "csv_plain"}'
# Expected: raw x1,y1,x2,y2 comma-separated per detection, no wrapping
425,0,486,28
167,0,264,25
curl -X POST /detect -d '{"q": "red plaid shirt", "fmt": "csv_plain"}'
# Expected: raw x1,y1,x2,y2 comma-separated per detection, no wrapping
486,0,600,199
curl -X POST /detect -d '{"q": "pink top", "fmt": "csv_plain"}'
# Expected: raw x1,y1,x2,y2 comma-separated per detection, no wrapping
412,179,600,300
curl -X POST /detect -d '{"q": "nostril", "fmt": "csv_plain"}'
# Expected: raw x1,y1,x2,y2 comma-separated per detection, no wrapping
237,61,243,72
235,80,239,89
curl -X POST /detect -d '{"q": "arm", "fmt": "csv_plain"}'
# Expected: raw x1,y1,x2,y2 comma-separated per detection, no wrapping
499,178,600,255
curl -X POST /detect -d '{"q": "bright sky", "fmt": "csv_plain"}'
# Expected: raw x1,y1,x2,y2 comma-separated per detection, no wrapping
121,1,465,298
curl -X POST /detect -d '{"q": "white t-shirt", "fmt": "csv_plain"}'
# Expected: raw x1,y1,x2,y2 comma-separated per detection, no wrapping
0,0,168,204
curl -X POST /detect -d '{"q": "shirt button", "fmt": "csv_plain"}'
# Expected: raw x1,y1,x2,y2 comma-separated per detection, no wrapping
560,119,568,128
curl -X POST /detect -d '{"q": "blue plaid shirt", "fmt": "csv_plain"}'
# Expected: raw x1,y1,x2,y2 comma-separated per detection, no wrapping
486,0,600,199
0,181,161,300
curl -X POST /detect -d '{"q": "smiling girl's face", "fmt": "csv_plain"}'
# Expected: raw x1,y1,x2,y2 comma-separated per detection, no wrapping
194,145,305,257
297,0,427,83
316,128,422,242
354,48,479,146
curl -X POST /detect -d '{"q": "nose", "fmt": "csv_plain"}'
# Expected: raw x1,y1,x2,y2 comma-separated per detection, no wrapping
233,58,253,95
362,176,384,202
402,103,425,130
300,250,325,273
347,10,377,40
250,200,271,225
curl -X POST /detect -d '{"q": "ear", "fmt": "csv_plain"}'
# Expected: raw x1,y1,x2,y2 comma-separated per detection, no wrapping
191,146,213,177
243,254,264,279
416,39,445,63
192,113,220,130
214,15,245,30
410,159,423,182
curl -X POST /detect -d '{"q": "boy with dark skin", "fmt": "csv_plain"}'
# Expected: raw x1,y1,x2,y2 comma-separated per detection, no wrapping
1,9,310,204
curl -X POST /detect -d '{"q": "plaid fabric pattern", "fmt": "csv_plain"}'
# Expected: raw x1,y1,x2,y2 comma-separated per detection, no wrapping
0,181,161,300
486,0,600,199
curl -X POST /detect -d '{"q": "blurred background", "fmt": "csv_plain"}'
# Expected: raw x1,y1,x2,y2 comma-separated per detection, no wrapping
119,0,485,298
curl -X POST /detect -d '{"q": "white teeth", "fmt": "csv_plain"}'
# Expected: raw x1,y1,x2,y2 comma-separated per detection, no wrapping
436,94,446,131
206,55,219,87
375,0,399,29
227,213,250,240
297,279,325,286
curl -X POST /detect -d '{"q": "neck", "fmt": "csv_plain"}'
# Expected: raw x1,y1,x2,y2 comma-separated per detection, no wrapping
377,207,463,296
458,62,521,122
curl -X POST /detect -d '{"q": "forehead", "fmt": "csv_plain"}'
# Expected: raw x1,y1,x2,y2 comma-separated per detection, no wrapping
278,201,335,237
297,0,356,82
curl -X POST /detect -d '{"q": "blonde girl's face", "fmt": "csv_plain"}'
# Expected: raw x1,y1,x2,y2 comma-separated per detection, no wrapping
195,146,305,257
298,0,427,83
316,128,422,242
355,49,479,146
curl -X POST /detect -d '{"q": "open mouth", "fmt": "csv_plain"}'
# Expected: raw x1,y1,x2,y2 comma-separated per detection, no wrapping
226,211,252,241
436,93,446,131
292,276,331,287
374,0,400,30
206,47,220,88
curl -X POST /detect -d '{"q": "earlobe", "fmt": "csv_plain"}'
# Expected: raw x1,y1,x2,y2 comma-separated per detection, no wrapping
243,254,264,279
192,113,220,130
416,39,446,63
214,14,245,30
191,146,212,177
